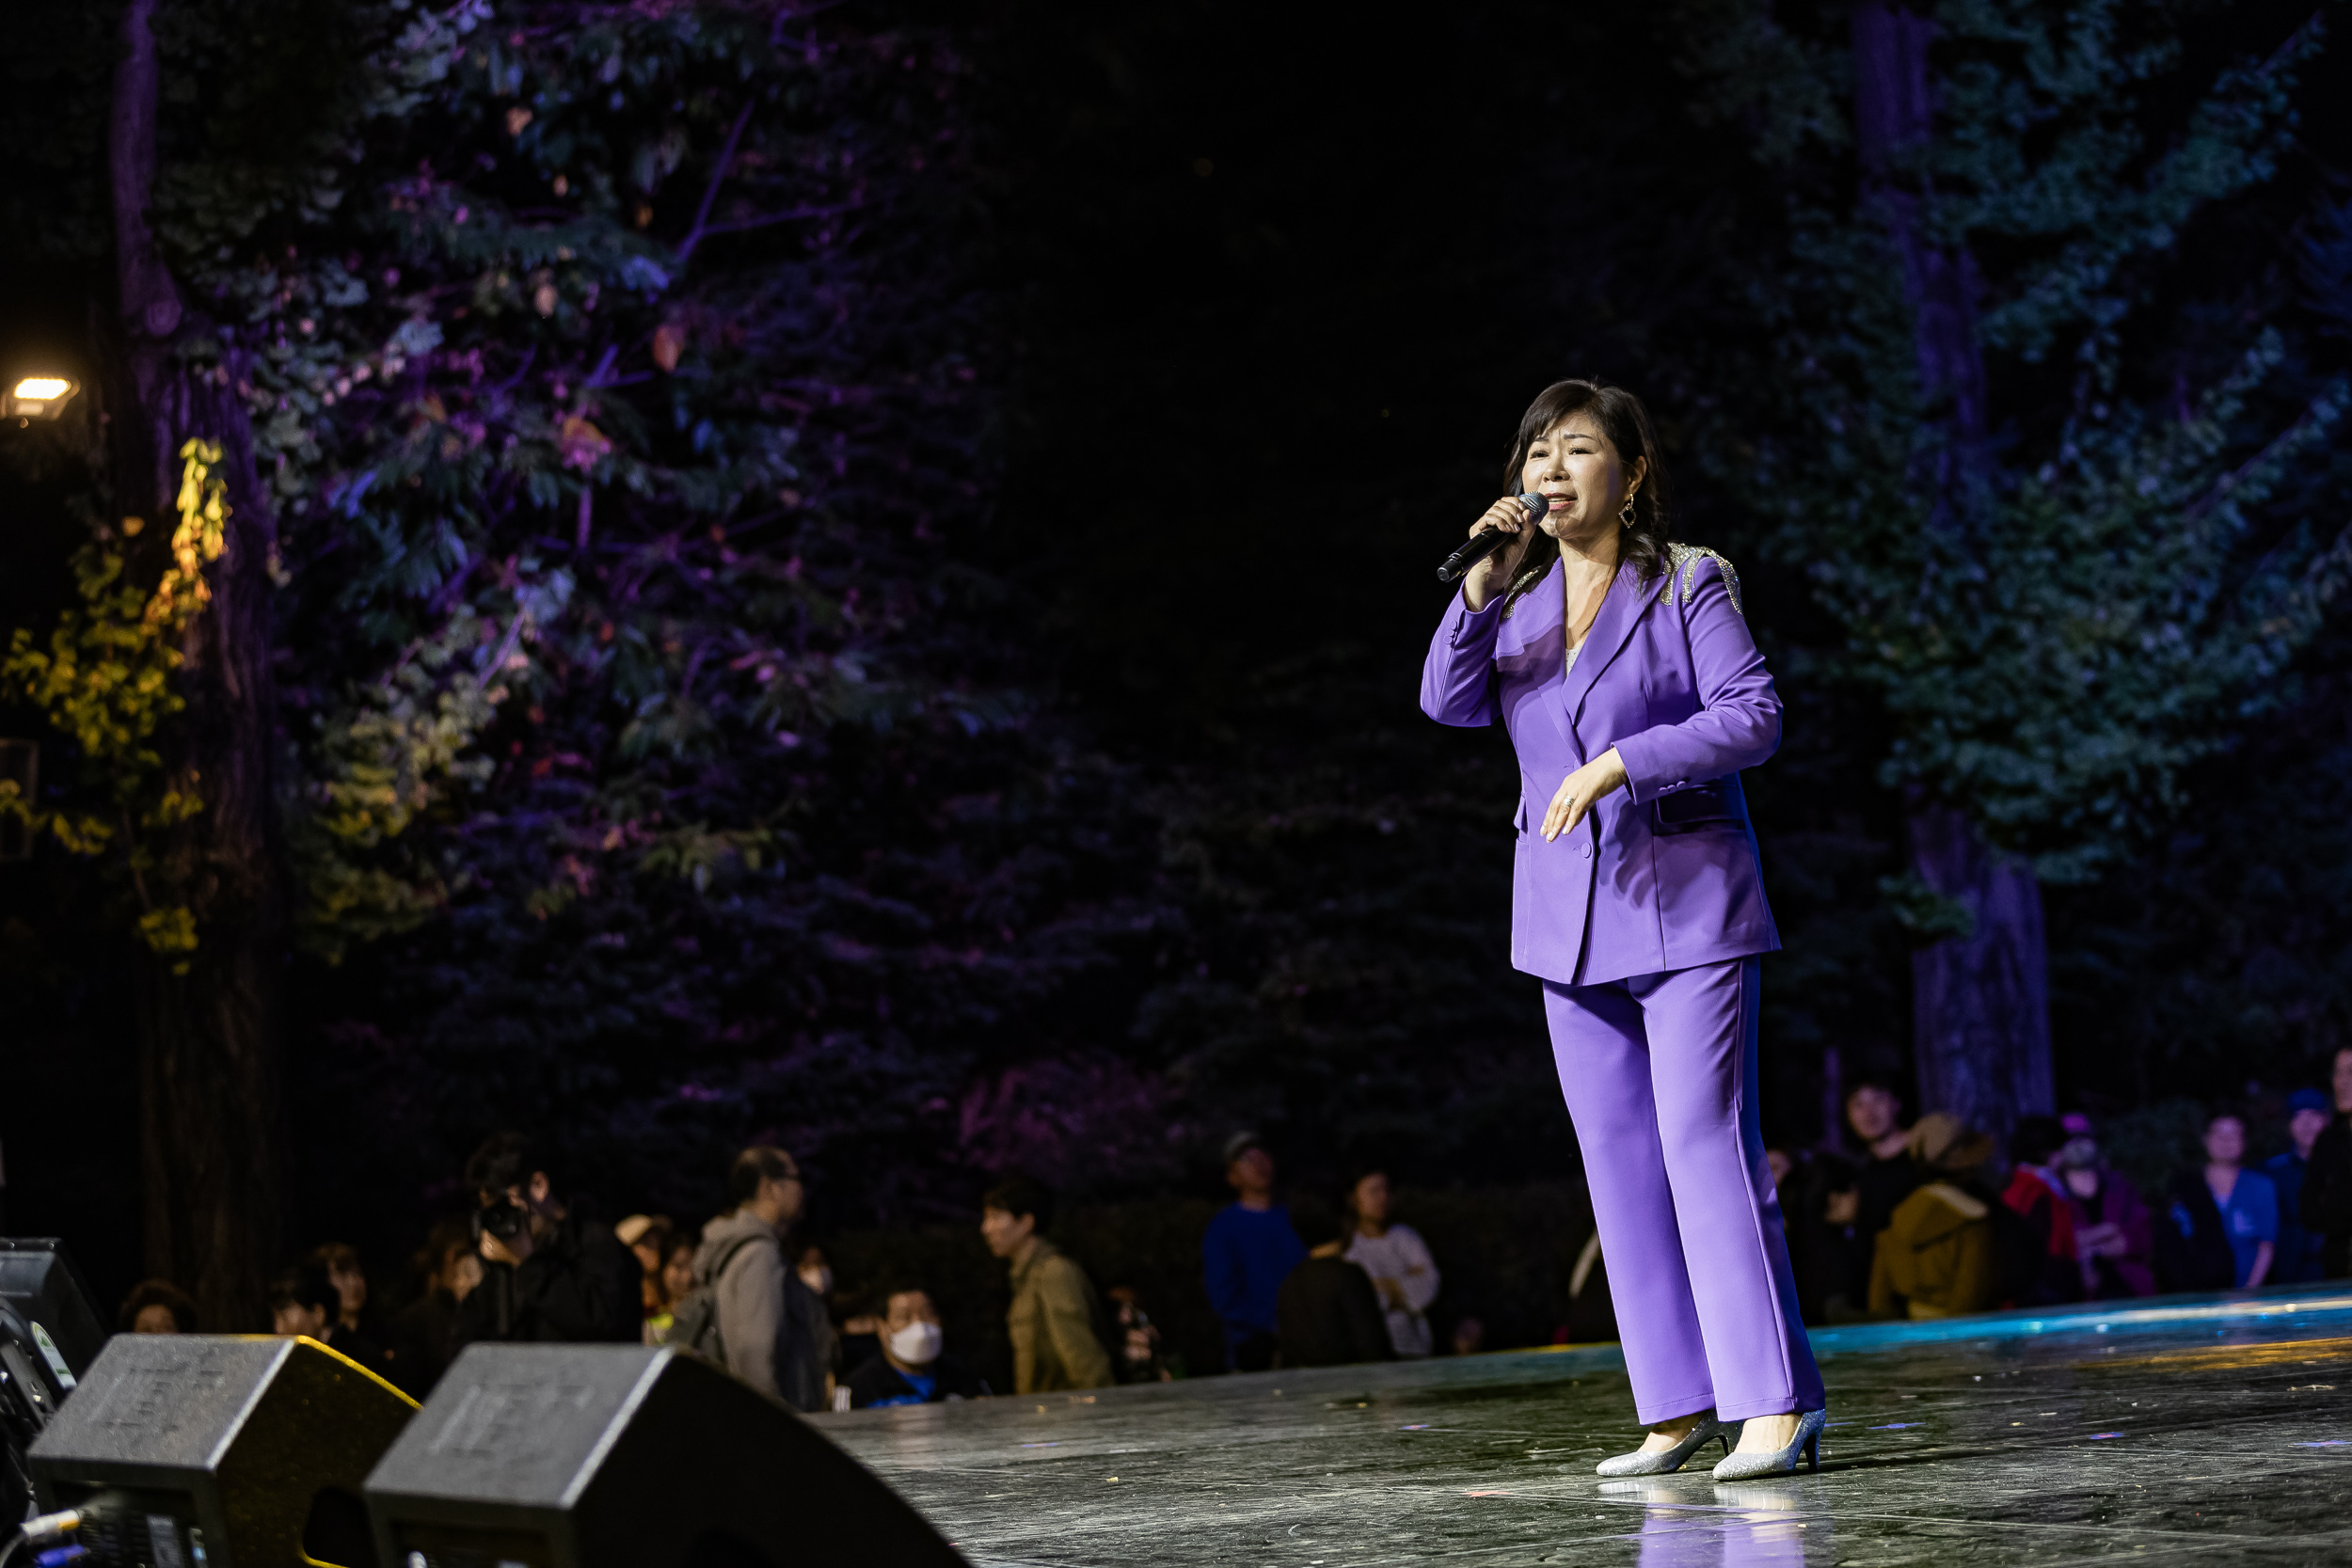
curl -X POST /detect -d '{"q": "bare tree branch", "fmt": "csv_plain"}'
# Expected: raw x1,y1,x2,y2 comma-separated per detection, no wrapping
677,101,758,264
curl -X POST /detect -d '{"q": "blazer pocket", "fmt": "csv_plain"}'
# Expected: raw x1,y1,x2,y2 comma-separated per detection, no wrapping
1651,782,1740,835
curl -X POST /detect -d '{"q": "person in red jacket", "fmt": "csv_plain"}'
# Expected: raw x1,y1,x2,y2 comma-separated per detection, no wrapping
2000,1116,2081,1306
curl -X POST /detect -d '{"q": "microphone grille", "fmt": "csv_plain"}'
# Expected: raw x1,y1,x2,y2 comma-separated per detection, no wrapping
1517,491,1547,518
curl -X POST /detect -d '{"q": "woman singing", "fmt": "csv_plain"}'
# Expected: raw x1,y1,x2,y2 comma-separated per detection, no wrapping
1419,379,1825,1479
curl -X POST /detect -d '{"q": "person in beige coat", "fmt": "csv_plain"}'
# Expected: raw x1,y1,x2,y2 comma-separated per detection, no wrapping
980,1176,1111,1394
1868,1113,2001,1321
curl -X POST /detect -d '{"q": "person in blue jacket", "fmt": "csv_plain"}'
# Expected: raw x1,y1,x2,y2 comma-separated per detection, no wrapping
1201,1132,1307,1371
2266,1089,2332,1284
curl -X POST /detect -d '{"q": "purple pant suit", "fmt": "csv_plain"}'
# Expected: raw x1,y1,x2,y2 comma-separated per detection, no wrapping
1421,546,1822,1423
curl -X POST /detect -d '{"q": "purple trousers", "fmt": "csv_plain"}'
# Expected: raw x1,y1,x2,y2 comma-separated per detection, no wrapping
1544,957,1823,1423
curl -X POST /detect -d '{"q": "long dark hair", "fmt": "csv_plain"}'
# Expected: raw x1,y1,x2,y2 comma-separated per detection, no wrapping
1499,379,1673,602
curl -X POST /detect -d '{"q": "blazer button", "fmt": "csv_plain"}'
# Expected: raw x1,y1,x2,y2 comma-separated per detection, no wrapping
1578,841,1592,860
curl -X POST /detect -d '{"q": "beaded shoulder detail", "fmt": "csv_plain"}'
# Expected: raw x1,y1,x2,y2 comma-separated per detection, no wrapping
1661,544,1743,618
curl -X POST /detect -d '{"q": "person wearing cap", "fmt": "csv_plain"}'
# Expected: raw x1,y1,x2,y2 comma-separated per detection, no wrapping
2265,1089,2332,1284
1867,1114,2002,1320
613,1213,675,1336
1201,1132,1308,1372
2053,1115,2155,1299
1421,390,1823,1481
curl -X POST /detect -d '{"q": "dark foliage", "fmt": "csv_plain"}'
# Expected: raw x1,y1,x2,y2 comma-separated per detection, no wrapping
2,0,2351,1324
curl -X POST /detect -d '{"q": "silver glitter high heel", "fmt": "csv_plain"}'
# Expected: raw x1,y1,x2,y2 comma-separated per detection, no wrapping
1594,1413,1734,1477
1710,1408,1826,1481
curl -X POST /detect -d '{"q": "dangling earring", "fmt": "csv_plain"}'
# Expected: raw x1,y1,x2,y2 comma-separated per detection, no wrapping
1619,490,1638,528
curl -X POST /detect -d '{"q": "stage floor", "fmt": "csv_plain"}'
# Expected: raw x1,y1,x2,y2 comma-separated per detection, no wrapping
818,1284,2352,1565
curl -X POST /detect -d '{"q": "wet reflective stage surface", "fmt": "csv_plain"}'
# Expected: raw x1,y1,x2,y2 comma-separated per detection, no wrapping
818,1284,2352,1565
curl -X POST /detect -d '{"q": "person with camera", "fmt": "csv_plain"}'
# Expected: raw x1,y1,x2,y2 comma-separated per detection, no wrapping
456,1132,643,1346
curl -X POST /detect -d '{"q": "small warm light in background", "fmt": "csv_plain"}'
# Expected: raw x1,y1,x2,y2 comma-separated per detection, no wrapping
5,375,79,420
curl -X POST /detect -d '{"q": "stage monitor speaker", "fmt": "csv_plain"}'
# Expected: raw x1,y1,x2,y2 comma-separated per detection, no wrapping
0,1239,108,1384
2,1239,109,1521
28,1333,419,1568
365,1344,965,1568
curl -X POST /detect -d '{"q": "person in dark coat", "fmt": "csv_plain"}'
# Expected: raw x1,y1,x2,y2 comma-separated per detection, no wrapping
1277,1201,1395,1370
1842,1078,1924,1306
844,1287,990,1408
1772,1147,1856,1323
2300,1049,2352,1278
118,1279,199,1335
2266,1089,2332,1285
1998,1116,2082,1307
455,1132,644,1346
270,1260,389,1376
386,1217,483,1395
2157,1171,2241,1294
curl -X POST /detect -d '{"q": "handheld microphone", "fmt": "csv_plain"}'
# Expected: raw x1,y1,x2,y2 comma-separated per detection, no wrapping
1437,492,1548,582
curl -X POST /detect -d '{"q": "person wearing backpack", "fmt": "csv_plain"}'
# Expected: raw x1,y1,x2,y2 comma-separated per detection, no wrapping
679,1146,834,1412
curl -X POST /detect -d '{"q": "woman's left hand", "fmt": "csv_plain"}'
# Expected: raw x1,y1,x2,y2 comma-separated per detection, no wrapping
1542,748,1629,841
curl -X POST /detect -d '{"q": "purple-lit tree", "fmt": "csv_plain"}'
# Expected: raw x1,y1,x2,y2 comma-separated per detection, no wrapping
233,1,1161,1227
6,0,1161,1307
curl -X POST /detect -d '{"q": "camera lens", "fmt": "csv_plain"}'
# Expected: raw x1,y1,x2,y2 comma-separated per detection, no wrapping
473,1198,527,1242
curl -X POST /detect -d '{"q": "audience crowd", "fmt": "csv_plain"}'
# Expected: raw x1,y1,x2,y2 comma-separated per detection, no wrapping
103,1044,2352,1404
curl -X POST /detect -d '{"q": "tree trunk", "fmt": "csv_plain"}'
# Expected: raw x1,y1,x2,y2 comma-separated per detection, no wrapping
1905,807,2054,1142
1851,3,2054,1138
112,0,287,1330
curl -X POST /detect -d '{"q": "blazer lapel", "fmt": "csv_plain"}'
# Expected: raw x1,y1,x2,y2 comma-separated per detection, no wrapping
1494,560,1562,657
1555,559,1651,738
1513,567,1578,761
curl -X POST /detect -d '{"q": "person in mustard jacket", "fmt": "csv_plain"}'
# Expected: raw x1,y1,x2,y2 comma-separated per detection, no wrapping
981,1176,1112,1393
1868,1114,2001,1320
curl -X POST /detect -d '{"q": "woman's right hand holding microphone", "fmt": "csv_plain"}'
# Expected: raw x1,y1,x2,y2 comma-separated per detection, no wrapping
1459,494,1546,611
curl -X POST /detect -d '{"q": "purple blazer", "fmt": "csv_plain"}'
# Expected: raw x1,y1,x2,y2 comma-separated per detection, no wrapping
1421,546,1781,987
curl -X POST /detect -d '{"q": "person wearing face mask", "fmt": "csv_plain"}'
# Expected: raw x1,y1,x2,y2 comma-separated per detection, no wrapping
1420,379,1822,1481
844,1288,990,1408
796,1244,835,1302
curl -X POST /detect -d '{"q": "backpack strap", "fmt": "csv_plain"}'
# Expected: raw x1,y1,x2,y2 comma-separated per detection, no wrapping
706,1230,771,1286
